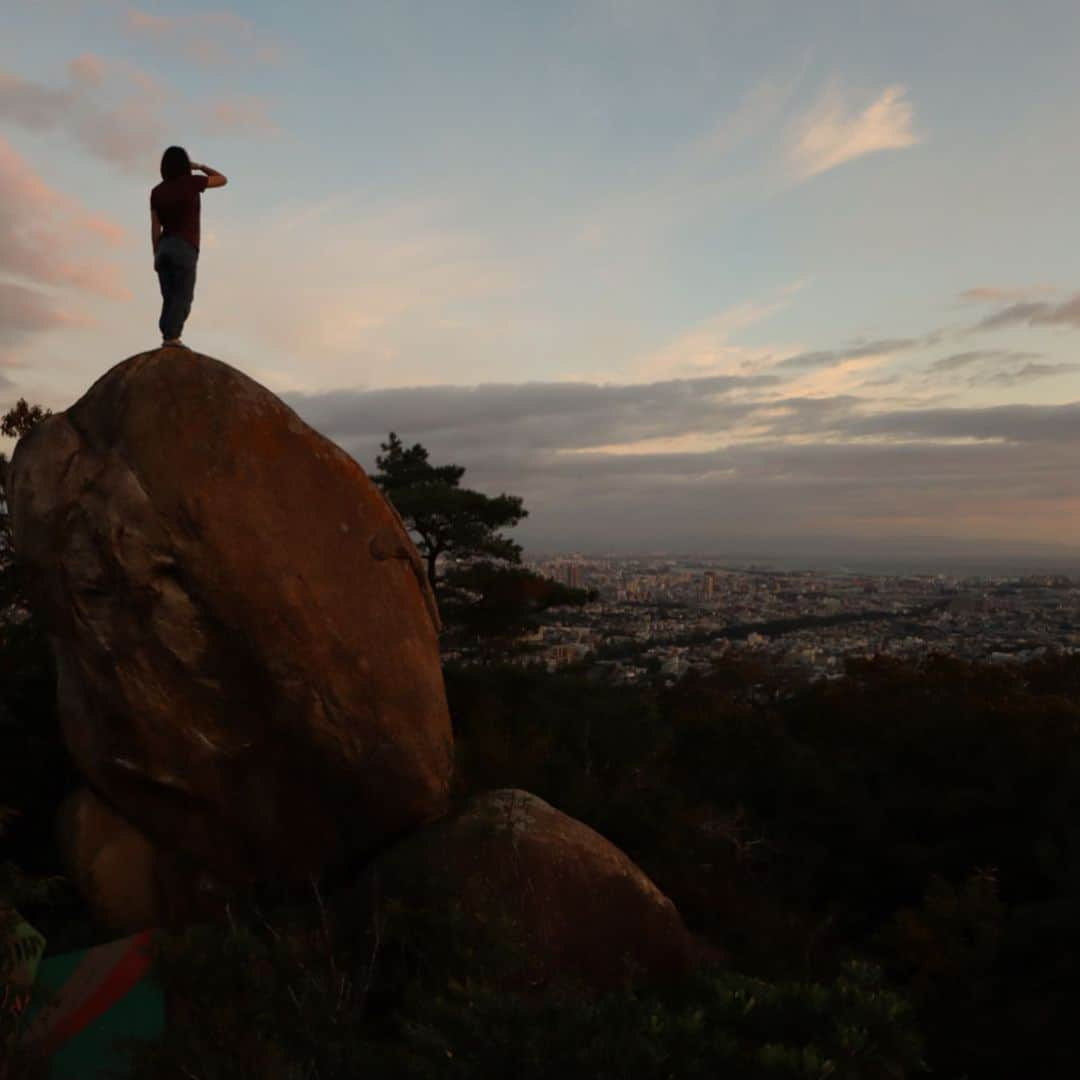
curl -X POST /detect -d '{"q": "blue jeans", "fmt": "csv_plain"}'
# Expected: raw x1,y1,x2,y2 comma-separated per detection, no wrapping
154,235,198,341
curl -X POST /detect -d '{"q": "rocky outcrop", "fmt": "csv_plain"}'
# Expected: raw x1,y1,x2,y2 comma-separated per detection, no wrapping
336,789,697,990
56,787,161,933
10,348,452,926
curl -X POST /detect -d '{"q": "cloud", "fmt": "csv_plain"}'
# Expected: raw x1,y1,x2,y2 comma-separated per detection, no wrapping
758,336,934,403
704,67,807,157
123,8,282,68
287,373,781,458
788,84,919,180
927,349,1041,374
206,96,281,136
981,362,1080,387
68,52,107,87
641,318,943,409
837,401,1080,444
960,285,1058,304
282,377,1080,555
0,282,91,345
288,376,1080,474
0,56,163,169
0,53,278,170
977,292,1080,331
190,196,532,387
636,292,804,380
0,135,127,347
773,338,918,371
0,135,130,300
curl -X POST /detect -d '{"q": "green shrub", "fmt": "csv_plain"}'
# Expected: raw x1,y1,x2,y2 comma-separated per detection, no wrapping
119,894,924,1080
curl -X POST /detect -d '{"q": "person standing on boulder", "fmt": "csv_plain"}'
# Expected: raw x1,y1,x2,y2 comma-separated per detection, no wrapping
150,146,227,349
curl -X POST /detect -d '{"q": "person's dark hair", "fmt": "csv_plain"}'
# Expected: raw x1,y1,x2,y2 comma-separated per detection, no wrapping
160,146,192,181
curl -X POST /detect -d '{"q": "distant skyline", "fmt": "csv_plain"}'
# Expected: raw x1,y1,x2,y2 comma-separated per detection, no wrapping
4,1,1080,560
525,543,1080,580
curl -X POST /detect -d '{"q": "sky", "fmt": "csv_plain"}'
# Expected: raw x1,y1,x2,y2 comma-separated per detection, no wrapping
3,0,1080,565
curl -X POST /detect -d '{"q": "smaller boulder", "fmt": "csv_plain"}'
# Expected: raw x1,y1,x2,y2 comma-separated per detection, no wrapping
337,789,697,991
57,788,161,933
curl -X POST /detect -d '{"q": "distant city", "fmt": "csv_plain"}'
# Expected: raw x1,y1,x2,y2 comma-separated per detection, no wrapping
444,553,1080,684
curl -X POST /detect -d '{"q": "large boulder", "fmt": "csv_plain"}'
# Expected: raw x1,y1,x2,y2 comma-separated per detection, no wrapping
9,348,452,921
337,789,698,991
56,786,162,933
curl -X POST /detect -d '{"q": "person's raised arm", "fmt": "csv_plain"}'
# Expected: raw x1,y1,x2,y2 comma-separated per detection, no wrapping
190,161,228,188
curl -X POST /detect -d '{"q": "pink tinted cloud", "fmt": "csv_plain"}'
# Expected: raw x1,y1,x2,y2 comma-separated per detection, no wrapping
788,84,919,180
79,213,127,246
0,56,163,170
68,52,107,86
208,96,281,136
0,282,96,346
960,285,1058,304
0,135,131,303
1,56,279,164
124,7,283,68
0,70,68,129
976,292,1080,331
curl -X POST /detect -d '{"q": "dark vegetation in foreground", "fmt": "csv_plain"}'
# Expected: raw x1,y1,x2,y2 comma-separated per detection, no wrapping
5,634,1080,1077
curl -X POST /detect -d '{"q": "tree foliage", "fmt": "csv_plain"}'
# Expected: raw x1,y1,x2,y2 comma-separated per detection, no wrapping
440,563,593,643
373,433,527,599
444,651,1080,1078
0,401,51,619
0,402,50,443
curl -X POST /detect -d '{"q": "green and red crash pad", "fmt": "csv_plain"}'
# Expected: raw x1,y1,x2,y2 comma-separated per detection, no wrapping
2,910,47,1056
21,929,165,1079
2,910,47,1013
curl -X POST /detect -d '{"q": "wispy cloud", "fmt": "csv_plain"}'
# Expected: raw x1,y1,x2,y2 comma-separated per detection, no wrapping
976,292,1080,330
288,373,781,457
0,282,93,345
636,292,804,381
788,83,919,180
0,55,163,170
123,8,283,68
703,66,807,157
191,197,523,387
0,135,130,302
960,285,1058,304
774,338,919,371
205,96,282,136
927,349,1042,374
982,362,1080,386
0,54,281,170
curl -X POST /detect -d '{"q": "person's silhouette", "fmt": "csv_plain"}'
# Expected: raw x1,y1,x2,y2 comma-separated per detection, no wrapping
150,146,227,348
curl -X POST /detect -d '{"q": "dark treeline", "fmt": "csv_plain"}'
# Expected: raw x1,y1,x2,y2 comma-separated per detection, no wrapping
445,650,1080,1078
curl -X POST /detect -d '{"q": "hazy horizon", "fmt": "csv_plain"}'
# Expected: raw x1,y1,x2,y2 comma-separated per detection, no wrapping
4,1,1080,560
522,543,1080,579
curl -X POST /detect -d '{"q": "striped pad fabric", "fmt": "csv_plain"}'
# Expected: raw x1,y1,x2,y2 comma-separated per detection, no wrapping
22,929,165,1079
2,910,47,1039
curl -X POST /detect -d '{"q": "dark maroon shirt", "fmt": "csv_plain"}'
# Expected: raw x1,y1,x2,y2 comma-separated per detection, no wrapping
151,173,209,251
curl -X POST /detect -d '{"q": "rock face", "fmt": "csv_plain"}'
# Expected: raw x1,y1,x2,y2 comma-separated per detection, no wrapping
10,348,452,924
339,789,697,990
56,787,162,933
